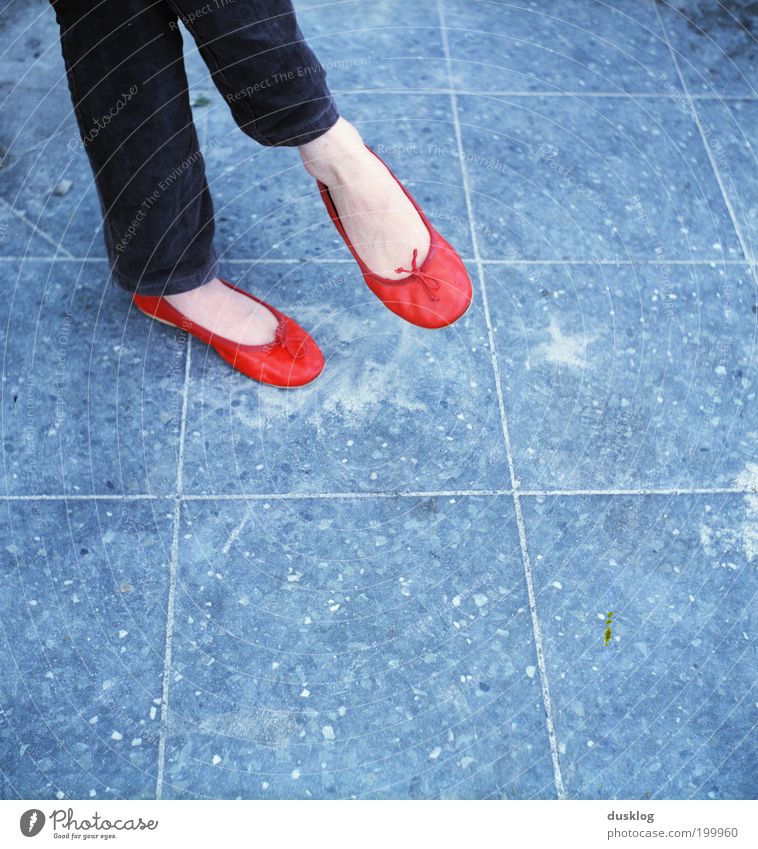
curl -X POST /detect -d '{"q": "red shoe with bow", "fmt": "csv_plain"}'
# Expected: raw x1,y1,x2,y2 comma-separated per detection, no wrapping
317,147,474,329
132,279,325,388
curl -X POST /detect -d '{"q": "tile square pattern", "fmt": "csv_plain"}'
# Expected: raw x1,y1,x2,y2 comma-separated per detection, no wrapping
1,0,756,804
181,261,509,495
442,0,679,94
457,94,744,261
695,99,758,263
522,493,758,799
0,260,186,496
487,261,758,491
200,91,474,262
0,500,173,799
293,0,449,92
659,0,758,97
162,495,556,799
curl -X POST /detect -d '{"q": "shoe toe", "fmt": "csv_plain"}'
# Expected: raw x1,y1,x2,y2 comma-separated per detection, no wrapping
273,324,325,387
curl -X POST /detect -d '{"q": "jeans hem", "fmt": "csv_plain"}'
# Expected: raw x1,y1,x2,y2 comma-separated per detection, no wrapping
112,253,220,296
259,99,340,147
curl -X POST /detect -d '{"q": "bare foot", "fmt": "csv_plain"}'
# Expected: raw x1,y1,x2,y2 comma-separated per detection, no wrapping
299,118,430,280
165,278,278,345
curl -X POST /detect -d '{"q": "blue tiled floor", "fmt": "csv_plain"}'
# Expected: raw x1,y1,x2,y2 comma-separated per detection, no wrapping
1,0,756,801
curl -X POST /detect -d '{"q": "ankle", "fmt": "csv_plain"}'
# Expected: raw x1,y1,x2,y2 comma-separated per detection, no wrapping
165,277,219,306
299,117,367,185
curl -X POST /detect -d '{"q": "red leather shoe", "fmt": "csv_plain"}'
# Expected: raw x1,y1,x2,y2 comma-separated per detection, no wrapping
317,146,473,329
132,279,325,388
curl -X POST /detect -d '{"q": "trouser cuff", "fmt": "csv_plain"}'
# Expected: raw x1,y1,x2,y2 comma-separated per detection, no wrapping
112,251,220,296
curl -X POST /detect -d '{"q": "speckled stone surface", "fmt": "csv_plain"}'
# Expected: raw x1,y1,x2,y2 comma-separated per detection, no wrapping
162,496,556,799
1,259,185,496
659,0,758,96
443,0,680,94
486,261,758,490
294,0,448,93
457,93,744,262
1,0,757,802
522,493,757,799
0,500,173,799
694,99,758,263
181,260,508,495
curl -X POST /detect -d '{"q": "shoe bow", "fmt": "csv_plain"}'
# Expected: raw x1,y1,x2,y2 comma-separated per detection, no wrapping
274,320,307,359
395,247,442,301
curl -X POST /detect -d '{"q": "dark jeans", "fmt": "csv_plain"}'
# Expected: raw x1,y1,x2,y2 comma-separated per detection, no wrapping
50,0,340,295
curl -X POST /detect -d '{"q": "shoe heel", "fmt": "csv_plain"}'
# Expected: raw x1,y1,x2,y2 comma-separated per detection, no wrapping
134,306,179,329
148,314,177,328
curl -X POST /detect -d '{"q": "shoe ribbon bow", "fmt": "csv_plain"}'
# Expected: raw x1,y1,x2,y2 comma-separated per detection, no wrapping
275,321,307,358
395,248,442,302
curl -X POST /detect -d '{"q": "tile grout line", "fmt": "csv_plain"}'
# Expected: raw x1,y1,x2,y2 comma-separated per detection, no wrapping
653,1,754,266
155,335,192,800
2,487,755,502
9,81,758,100
0,494,162,501
1,255,750,266
0,197,76,259
436,0,566,800
314,88,758,101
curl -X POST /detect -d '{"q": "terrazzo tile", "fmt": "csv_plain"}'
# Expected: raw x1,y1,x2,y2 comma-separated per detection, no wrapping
695,99,758,262
162,495,556,799
293,0,448,92
0,202,63,257
457,93,744,261
522,493,758,799
200,91,473,262
486,261,758,490
0,83,104,259
658,0,758,97
0,259,186,496
1,0,756,806
0,0,68,93
442,0,678,94
180,260,508,495
0,499,173,799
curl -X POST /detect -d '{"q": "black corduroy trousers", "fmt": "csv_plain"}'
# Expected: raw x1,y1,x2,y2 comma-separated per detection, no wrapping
50,0,340,294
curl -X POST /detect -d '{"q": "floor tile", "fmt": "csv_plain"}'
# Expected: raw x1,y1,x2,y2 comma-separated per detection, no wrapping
0,83,104,258
487,261,758,490
0,0,68,93
457,93,744,261
0,202,63,256
442,0,678,94
293,0,448,92
181,260,509,495
695,99,758,262
0,499,173,799
1,259,185,496
522,493,758,799
659,0,758,96
200,91,474,262
162,495,555,799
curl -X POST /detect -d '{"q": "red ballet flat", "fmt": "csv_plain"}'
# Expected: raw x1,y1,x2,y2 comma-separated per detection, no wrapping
317,146,474,329
132,279,325,388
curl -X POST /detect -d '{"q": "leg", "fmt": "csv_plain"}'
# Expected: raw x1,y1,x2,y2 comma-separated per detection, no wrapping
50,0,218,296
299,119,431,280
51,0,278,343
167,0,339,146
172,0,429,278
